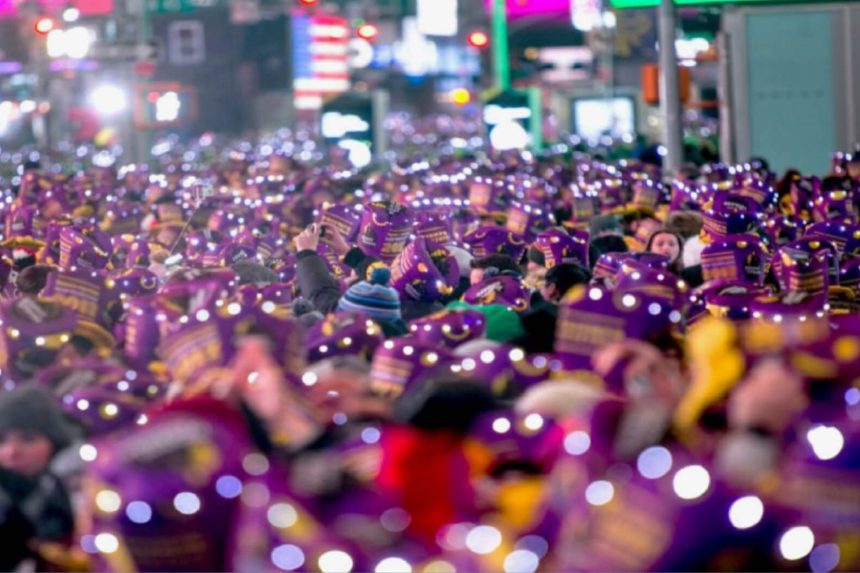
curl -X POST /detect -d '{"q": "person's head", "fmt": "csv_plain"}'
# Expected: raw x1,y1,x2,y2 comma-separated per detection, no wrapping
645,230,683,264
469,254,521,286
0,386,79,477
526,246,546,274
539,263,591,303
664,211,703,240
338,266,402,323
16,264,56,295
589,215,623,239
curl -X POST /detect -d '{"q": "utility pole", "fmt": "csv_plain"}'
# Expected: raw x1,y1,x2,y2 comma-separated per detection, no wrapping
658,0,683,174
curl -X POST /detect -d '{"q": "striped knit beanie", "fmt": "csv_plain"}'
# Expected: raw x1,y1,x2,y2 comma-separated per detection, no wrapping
338,266,401,322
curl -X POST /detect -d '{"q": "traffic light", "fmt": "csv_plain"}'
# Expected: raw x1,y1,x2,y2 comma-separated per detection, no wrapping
467,30,489,49
34,17,55,35
356,23,378,41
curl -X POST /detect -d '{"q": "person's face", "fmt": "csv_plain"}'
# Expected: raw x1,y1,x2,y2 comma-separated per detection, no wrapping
650,233,681,262
0,429,54,477
470,268,485,286
526,261,543,274
539,281,558,302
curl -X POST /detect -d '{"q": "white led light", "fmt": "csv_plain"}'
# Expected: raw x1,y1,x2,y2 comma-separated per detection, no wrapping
728,495,764,530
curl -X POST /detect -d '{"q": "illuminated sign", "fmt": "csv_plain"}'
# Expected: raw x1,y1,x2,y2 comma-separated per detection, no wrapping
321,92,388,168
418,0,457,36
483,89,540,151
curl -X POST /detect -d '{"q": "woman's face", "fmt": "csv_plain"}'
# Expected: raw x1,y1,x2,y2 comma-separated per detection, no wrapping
0,429,54,477
650,233,681,262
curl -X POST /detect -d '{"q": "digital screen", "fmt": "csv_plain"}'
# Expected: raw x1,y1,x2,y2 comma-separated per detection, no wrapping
572,96,636,140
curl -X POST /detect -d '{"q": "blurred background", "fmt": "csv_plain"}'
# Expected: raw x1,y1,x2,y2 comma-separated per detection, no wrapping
0,0,857,174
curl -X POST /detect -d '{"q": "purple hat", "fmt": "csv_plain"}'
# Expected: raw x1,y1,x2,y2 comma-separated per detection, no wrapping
534,229,590,269
669,181,703,212
462,226,527,261
306,312,385,363
59,226,112,270
318,204,362,242
42,267,115,328
773,238,840,291
106,268,159,300
468,176,509,216
762,215,803,248
391,238,458,302
804,219,860,258
593,252,669,284
771,245,831,298
567,195,598,230
506,201,555,241
370,338,455,399
615,265,689,311
555,285,679,381
788,176,818,219
356,202,414,264
736,177,776,207
623,178,664,215
462,275,531,313
689,281,770,322
40,217,74,266
110,234,151,269
701,192,761,241
5,204,37,238
465,410,564,474
413,211,455,246
61,386,143,435
0,297,77,381
407,309,486,349
454,341,552,398
813,179,855,222
85,397,259,572
102,201,145,235
700,234,768,286
838,256,860,295
749,292,828,322
121,296,161,368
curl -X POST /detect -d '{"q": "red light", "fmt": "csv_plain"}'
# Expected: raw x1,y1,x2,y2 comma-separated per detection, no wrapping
34,17,55,35
467,30,489,49
297,0,318,5
357,23,378,41
147,91,161,103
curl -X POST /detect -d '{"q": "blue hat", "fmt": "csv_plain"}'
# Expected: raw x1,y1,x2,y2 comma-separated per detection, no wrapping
338,266,402,323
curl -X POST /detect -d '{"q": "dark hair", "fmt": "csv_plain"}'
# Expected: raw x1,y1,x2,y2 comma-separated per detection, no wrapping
545,263,591,297
470,254,521,276
16,264,56,295
664,212,703,240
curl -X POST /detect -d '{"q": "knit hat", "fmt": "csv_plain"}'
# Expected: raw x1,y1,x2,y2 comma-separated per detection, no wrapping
338,266,402,322
0,385,80,452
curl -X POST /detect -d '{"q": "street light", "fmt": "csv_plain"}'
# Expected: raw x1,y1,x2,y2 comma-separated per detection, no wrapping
89,85,128,116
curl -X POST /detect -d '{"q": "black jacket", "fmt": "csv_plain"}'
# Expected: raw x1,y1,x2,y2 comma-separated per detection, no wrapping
295,250,343,315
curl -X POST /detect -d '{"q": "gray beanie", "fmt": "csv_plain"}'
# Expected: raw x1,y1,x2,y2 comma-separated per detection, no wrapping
0,385,80,452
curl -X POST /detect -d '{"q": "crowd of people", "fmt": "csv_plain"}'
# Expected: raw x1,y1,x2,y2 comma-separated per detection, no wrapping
0,136,857,572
